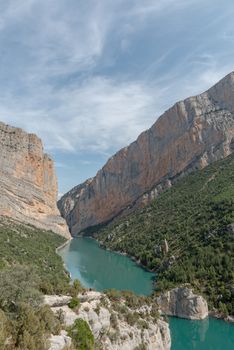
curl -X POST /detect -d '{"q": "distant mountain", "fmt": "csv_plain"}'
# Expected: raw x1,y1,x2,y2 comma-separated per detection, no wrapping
59,72,234,235
0,121,69,237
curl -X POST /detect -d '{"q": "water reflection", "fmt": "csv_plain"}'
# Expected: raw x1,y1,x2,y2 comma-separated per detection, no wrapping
170,317,234,350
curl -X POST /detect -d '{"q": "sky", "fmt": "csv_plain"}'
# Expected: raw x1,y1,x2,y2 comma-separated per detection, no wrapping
0,0,234,196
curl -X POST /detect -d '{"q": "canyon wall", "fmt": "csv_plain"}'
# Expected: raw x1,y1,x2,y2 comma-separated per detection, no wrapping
59,72,234,235
0,121,70,237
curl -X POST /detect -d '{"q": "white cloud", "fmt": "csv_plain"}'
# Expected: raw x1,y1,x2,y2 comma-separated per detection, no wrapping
0,76,164,153
0,0,233,159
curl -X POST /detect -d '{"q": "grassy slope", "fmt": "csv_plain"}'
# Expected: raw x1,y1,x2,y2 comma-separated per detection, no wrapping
97,154,234,315
0,217,70,294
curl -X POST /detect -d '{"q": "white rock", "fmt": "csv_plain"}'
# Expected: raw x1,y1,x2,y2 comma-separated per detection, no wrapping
44,295,72,307
48,330,72,350
157,287,208,320
46,291,171,350
51,305,78,326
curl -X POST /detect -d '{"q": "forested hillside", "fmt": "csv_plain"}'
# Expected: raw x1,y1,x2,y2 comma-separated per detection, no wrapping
97,154,234,315
0,218,73,349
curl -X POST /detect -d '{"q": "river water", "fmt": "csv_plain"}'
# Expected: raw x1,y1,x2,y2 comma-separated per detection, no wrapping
58,237,234,350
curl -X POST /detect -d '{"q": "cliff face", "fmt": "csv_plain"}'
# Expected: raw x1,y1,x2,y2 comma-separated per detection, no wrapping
59,72,234,235
0,122,70,237
156,287,208,320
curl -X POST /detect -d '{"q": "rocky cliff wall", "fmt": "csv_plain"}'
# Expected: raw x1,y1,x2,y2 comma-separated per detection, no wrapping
156,287,208,320
0,121,70,237
59,72,234,235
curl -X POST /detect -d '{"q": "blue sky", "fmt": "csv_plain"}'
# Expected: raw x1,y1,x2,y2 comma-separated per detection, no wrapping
0,0,234,196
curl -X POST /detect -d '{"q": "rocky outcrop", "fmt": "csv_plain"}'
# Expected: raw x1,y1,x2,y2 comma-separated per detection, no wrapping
44,295,72,307
49,330,72,350
59,72,234,235
45,291,171,350
156,287,208,320
0,121,69,237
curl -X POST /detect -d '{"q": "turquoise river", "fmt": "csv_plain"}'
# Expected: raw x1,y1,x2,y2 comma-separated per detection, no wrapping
58,237,234,349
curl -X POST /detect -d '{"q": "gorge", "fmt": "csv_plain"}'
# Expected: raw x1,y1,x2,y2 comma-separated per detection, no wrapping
0,72,233,349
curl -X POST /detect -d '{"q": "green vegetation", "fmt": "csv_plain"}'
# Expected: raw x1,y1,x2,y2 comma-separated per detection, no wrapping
0,218,73,349
98,154,234,315
0,266,62,349
67,318,94,350
68,297,80,310
0,217,70,294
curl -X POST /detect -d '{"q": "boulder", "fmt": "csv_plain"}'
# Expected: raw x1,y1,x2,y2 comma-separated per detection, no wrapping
157,287,208,320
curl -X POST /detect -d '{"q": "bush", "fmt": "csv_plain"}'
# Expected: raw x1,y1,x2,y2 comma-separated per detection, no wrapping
0,266,42,312
14,303,45,350
70,279,83,297
37,305,61,334
67,318,94,350
0,309,11,349
68,297,80,310
105,289,122,301
125,312,139,326
110,312,118,329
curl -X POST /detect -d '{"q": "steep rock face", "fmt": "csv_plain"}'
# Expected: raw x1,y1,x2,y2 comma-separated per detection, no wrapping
156,287,208,320
0,121,69,237
57,178,93,231
59,72,234,235
45,291,171,350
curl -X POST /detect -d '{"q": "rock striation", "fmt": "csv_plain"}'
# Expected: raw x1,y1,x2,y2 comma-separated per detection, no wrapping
46,291,171,350
0,121,69,237
156,287,208,320
59,72,234,235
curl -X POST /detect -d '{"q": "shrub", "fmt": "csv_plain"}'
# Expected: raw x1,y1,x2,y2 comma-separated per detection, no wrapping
70,279,84,296
110,312,118,329
67,318,94,350
0,309,11,349
105,289,122,301
0,266,42,312
14,303,45,350
125,312,139,326
68,297,80,310
37,305,61,334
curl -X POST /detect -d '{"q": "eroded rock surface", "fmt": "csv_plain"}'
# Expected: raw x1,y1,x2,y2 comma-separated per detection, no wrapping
49,330,72,350
46,291,171,350
156,287,208,320
59,72,234,235
0,121,69,237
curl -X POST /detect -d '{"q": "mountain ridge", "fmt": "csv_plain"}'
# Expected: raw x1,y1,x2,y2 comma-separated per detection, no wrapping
59,72,234,235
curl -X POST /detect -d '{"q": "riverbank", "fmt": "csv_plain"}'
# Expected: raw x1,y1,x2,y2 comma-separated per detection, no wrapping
209,311,234,324
57,236,155,295
59,236,234,323
56,237,72,253
98,239,155,273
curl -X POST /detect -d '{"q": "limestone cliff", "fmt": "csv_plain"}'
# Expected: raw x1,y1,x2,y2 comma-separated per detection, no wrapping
46,291,171,350
0,121,69,237
156,287,208,320
59,72,234,235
